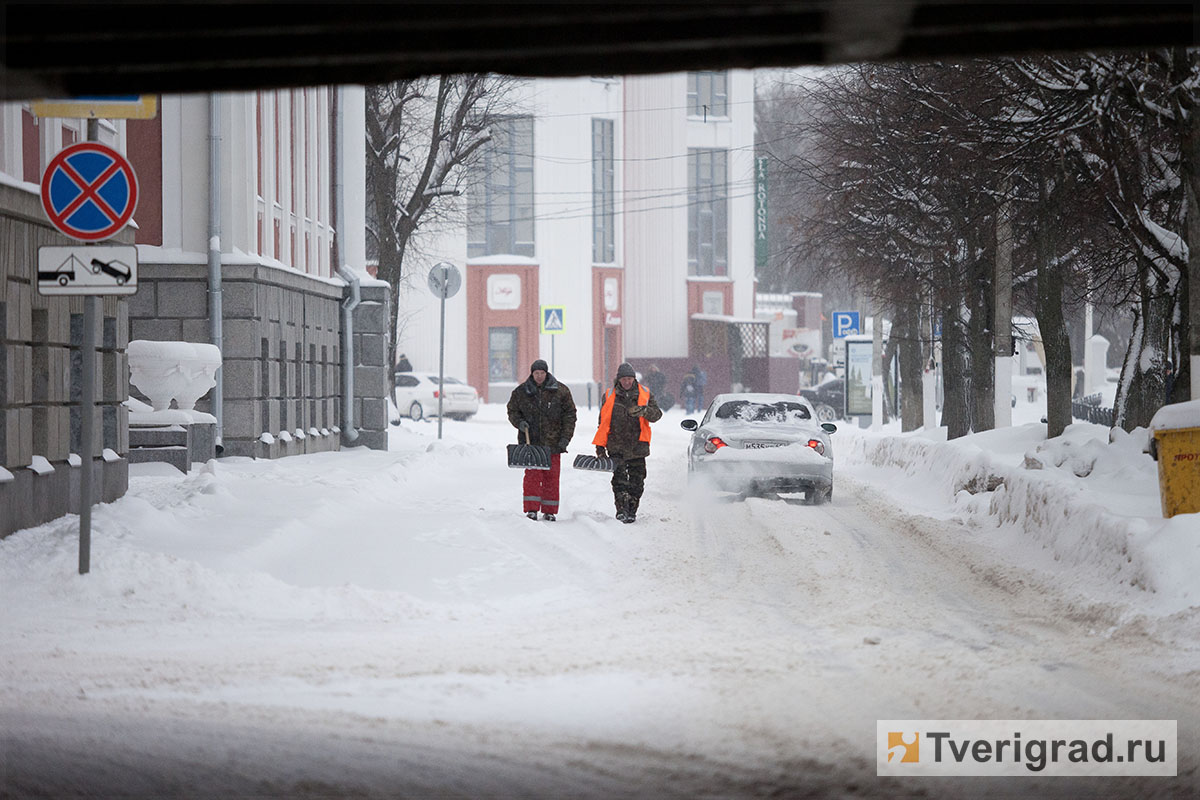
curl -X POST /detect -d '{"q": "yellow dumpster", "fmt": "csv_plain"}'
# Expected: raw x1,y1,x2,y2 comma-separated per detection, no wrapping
1150,400,1200,518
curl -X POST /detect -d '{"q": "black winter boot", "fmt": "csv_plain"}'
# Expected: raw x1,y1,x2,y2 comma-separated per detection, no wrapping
614,492,629,521
623,496,639,524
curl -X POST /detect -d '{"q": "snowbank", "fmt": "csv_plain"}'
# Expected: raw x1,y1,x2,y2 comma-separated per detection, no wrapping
840,421,1200,616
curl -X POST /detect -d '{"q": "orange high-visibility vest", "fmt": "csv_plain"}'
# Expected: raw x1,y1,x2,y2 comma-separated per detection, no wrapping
593,384,651,446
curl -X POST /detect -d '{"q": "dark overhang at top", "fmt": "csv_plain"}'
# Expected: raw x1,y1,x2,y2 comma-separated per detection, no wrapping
2,2,1196,101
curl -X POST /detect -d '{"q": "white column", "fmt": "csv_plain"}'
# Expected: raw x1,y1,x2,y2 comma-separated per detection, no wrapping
994,355,1012,427
923,360,938,431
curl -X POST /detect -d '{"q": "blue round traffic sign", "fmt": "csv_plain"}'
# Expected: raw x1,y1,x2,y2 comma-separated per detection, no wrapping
40,142,138,242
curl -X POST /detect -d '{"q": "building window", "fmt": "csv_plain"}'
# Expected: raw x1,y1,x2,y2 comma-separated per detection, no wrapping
688,149,728,276
468,116,534,258
291,89,299,221
488,327,518,382
22,108,39,183
592,118,614,264
687,71,728,117
256,92,264,199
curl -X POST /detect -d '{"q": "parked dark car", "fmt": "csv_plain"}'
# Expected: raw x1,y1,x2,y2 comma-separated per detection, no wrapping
798,377,844,422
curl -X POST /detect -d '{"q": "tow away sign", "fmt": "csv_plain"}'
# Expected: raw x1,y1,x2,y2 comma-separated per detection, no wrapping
41,142,139,242
37,245,138,296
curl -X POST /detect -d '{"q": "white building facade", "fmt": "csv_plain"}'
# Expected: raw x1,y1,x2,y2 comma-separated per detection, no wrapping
123,88,389,458
395,70,760,408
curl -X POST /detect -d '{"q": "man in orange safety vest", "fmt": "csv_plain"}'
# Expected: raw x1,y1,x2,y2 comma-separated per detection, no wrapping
592,362,663,523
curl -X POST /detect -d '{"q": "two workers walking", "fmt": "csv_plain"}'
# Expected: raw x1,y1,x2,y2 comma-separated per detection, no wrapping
508,359,662,524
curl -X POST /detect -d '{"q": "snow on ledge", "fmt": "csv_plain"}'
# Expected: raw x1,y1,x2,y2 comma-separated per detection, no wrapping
0,466,13,482
102,449,121,463
130,409,217,426
466,255,539,266
29,456,54,476
259,433,276,445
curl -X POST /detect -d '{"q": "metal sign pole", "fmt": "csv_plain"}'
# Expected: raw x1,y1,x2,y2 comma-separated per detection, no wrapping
79,296,96,574
437,283,446,440
425,262,460,442
79,118,101,575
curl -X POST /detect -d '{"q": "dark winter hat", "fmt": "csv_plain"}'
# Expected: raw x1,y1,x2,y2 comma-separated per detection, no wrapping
616,362,636,378
530,359,549,373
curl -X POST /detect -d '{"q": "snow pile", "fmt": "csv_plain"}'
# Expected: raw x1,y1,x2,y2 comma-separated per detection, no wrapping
0,463,439,625
840,421,1200,615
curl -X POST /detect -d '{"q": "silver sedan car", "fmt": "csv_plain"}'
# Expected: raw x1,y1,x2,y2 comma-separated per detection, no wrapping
681,393,837,503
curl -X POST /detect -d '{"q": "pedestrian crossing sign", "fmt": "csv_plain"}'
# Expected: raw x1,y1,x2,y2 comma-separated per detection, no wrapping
540,305,565,335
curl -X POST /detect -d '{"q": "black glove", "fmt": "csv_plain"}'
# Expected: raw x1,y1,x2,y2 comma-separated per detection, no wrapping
627,404,646,417
596,445,608,458
518,420,530,434
557,438,570,453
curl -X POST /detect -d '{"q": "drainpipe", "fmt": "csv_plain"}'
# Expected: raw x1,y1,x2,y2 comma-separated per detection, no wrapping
337,264,361,443
334,86,360,442
208,93,224,450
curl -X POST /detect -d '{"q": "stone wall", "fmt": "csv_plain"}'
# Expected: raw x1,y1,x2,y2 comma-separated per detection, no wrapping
128,263,390,459
0,182,129,538
349,281,392,451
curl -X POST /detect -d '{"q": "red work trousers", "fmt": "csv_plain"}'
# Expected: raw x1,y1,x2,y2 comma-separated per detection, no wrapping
522,453,561,514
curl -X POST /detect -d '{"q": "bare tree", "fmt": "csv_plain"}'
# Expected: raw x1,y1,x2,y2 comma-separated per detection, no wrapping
366,74,520,372
765,51,1198,439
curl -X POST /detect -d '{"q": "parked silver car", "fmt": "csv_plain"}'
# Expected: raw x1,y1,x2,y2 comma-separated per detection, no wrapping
681,393,837,503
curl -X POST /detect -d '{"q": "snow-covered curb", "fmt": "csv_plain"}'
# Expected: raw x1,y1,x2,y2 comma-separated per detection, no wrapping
841,424,1200,617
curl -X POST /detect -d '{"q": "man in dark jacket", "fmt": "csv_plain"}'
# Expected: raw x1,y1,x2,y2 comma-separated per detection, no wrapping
507,359,577,521
592,362,663,523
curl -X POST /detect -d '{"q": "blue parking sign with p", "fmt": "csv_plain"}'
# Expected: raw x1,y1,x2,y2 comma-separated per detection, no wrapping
833,311,860,339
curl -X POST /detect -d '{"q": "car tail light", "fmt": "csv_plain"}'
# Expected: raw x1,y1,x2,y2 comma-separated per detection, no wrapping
433,390,440,399
806,439,825,456
704,437,727,454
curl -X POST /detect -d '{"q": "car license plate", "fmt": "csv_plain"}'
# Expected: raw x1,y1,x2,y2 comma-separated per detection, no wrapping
745,441,786,449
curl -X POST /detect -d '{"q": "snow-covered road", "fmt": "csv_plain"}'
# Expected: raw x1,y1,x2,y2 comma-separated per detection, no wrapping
2,404,1197,798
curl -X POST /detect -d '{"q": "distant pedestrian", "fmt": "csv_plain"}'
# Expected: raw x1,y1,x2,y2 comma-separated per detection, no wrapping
507,359,577,521
396,353,413,373
692,364,708,410
680,372,698,414
593,362,663,523
645,364,667,398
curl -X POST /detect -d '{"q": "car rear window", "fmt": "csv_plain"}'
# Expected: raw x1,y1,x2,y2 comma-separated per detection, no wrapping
715,401,811,422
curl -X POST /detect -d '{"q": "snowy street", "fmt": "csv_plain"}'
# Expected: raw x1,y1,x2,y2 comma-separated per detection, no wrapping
3,401,1199,798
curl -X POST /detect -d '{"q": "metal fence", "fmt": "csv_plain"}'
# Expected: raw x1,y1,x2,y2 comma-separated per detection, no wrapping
690,317,770,390
1071,397,1114,426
